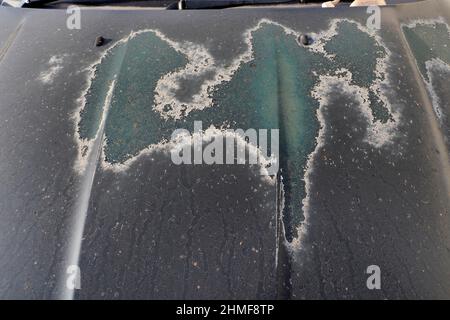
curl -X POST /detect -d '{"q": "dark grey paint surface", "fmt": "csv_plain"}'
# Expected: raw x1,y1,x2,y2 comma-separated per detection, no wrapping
0,0,449,299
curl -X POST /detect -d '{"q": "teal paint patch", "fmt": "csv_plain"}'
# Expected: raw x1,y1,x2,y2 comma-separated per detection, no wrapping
402,21,450,131
78,32,188,152
76,20,396,243
402,22,450,81
210,24,327,241
103,33,189,164
78,43,128,140
325,21,391,122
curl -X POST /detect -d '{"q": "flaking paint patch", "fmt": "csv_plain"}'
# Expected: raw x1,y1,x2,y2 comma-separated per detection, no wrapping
73,29,185,173
74,19,400,252
401,17,449,29
290,70,395,251
284,20,399,251
402,18,450,125
425,58,450,121
38,54,65,84
99,123,277,186
156,18,309,120
301,18,395,248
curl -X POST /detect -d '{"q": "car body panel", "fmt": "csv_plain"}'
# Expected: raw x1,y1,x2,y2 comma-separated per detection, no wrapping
0,0,449,299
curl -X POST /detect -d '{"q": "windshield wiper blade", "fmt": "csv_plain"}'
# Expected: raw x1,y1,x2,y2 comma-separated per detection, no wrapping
166,0,300,10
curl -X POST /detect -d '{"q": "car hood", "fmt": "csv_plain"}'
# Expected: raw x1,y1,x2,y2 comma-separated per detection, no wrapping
0,0,449,299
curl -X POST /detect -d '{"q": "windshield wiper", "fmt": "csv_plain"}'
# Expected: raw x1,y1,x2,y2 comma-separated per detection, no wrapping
166,0,301,10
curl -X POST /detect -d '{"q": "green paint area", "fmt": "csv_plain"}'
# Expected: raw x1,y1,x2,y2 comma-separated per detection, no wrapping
78,32,188,154
402,22,450,81
78,21,391,242
209,24,327,241
79,41,128,140
402,22,450,140
325,21,391,122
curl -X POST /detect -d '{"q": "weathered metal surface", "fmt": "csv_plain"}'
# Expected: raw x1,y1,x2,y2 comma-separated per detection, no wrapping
0,0,449,299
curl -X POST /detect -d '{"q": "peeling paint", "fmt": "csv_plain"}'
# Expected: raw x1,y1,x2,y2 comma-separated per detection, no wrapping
74,18,400,249
402,19,450,126
38,54,65,85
